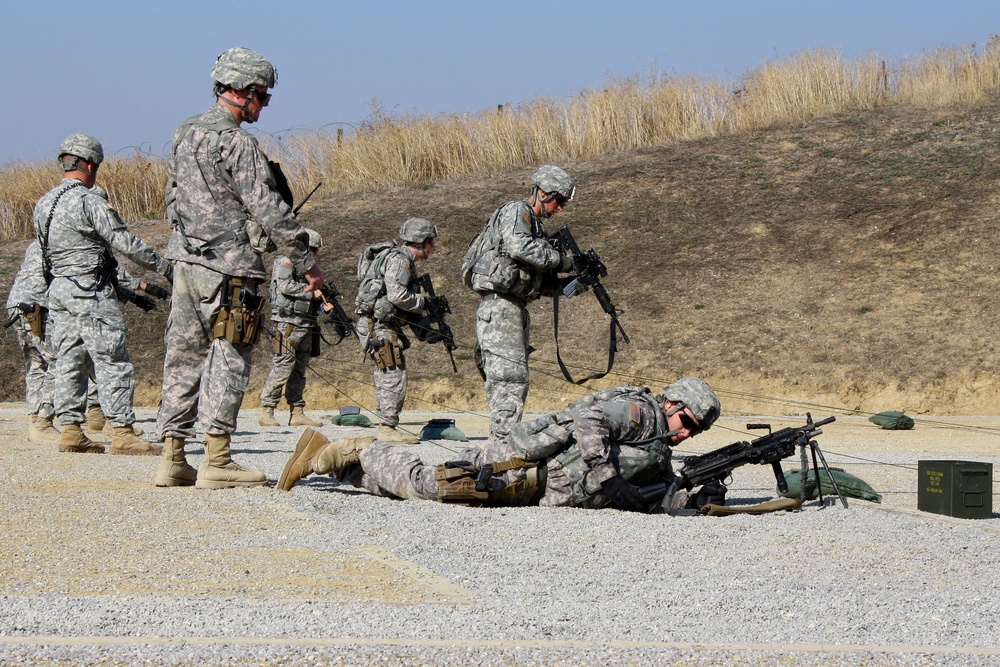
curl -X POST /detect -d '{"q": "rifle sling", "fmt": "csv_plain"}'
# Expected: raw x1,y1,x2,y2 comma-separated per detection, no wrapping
551,286,618,384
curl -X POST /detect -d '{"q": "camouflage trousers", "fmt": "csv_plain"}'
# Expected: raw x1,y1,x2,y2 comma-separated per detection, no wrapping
157,262,255,439
476,294,531,437
260,320,315,408
356,317,407,427
10,314,55,419
354,438,574,507
47,277,136,427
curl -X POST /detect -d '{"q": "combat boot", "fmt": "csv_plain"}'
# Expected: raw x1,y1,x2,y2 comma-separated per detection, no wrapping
154,436,197,487
58,423,105,454
288,406,323,428
28,413,61,444
86,405,107,434
196,433,267,489
376,423,420,445
104,420,143,436
277,428,375,491
110,425,162,456
258,407,280,427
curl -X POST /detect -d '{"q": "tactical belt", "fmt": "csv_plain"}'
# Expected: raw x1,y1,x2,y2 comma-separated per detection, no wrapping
479,292,528,308
210,277,263,345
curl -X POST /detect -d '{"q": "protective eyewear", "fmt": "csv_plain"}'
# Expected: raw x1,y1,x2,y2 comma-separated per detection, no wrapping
678,410,703,435
254,90,272,105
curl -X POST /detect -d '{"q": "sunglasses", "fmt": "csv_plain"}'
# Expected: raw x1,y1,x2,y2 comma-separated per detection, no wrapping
554,194,569,207
254,90,272,105
678,410,702,434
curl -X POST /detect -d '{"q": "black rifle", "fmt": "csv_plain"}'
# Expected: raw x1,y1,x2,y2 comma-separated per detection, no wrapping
644,414,836,513
546,226,630,384
318,280,355,344
293,182,323,215
413,273,458,373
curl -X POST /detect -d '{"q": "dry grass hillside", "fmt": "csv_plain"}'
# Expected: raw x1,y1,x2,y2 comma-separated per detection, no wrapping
2,96,1000,417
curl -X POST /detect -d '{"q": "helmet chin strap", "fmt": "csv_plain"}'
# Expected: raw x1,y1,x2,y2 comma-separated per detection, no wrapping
531,186,555,218
219,87,258,123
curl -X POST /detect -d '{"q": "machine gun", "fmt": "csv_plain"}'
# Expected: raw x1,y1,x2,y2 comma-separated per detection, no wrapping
546,225,630,383
641,414,839,514
413,273,458,373
318,280,355,344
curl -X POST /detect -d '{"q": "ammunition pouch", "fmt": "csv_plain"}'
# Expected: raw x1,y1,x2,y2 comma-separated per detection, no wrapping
210,277,263,345
368,326,409,371
435,457,543,507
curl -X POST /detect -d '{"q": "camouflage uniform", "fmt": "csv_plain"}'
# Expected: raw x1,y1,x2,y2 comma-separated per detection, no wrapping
468,199,562,436
356,246,427,428
260,255,320,410
353,385,676,508
156,103,313,441
33,179,171,428
6,242,56,420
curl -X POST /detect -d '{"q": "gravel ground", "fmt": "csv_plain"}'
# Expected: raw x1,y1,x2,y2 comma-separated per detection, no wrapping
0,406,998,666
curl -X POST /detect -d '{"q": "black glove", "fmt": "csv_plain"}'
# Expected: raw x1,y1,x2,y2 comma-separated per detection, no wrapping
131,294,156,312
143,283,171,300
601,475,648,513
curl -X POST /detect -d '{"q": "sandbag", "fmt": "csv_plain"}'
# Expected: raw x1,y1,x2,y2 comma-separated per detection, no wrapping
780,467,882,503
330,406,374,428
869,410,914,430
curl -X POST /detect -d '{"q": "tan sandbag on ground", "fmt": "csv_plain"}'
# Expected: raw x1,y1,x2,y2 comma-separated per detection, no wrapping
701,497,804,516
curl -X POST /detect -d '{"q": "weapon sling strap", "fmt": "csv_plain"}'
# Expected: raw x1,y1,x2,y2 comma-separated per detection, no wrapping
551,286,618,384
38,181,85,284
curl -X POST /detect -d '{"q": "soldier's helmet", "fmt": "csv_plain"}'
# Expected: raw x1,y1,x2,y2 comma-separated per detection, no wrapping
58,133,104,167
663,377,721,430
532,165,575,201
399,217,438,244
211,47,277,90
304,228,323,250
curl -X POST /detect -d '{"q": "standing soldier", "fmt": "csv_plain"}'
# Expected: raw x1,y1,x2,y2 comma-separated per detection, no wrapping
33,134,173,455
355,218,438,445
258,228,331,428
464,166,576,437
156,47,321,488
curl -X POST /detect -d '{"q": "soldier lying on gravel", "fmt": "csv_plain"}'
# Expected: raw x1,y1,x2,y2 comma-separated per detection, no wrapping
277,378,720,512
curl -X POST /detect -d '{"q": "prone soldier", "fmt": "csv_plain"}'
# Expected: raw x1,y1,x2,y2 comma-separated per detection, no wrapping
277,377,720,512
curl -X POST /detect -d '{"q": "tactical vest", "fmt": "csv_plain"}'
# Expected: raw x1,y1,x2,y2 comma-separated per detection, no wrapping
167,113,275,257
462,200,549,301
355,243,416,322
508,386,673,509
269,259,316,319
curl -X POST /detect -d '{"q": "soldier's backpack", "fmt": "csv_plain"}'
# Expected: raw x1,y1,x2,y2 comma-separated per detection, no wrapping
355,241,397,313
460,207,504,289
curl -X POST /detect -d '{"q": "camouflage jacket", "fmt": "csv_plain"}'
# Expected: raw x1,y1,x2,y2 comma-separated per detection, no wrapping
269,255,319,324
6,241,48,311
32,178,171,288
164,103,313,280
468,200,561,301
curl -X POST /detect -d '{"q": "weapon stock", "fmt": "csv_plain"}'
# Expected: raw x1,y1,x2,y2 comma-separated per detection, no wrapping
413,273,458,372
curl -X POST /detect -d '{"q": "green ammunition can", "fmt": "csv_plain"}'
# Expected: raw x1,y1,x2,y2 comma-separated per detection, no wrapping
917,460,993,519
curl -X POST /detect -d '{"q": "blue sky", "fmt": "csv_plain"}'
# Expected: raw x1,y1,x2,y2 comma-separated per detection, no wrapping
2,0,999,165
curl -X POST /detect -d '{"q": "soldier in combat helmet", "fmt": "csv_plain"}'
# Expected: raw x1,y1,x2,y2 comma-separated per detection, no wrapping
32,134,173,456
277,378,720,512
464,166,577,437
354,218,439,445
258,228,332,428
155,47,322,488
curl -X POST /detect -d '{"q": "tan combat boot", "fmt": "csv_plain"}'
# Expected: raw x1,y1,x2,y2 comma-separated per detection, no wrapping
277,428,375,491
110,425,163,456
196,433,267,489
258,407,280,427
376,423,420,445
103,420,143,436
28,413,61,444
154,436,198,487
58,423,105,454
288,406,322,428
86,405,107,434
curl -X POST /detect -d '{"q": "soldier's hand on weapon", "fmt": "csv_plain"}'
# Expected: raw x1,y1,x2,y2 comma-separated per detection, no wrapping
319,300,335,314
140,281,171,300
559,275,589,298
601,475,649,513
558,252,575,272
